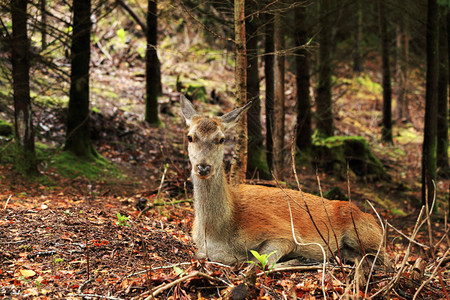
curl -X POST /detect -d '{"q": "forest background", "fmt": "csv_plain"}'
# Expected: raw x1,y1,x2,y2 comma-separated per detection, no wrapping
0,0,449,299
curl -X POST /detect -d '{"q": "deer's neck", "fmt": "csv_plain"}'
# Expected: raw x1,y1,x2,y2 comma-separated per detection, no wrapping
192,168,234,236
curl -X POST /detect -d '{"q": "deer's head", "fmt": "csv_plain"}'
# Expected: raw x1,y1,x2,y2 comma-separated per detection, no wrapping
180,95,252,180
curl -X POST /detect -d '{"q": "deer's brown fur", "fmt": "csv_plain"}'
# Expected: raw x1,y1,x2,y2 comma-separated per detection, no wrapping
181,95,384,266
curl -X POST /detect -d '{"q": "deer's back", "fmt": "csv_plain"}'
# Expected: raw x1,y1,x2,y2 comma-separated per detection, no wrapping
232,184,378,244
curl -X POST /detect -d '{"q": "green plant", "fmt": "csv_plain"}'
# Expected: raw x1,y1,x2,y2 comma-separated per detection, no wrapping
116,213,131,227
246,250,277,277
54,257,64,264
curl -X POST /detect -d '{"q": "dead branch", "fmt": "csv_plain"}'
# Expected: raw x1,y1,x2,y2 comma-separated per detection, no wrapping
116,0,147,34
412,248,450,300
144,271,223,299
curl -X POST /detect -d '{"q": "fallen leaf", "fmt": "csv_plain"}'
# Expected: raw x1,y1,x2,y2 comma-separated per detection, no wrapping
20,269,36,278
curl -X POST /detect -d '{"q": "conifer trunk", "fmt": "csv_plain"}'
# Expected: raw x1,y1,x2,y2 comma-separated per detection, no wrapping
230,0,248,185
65,0,97,158
11,0,38,175
422,0,439,206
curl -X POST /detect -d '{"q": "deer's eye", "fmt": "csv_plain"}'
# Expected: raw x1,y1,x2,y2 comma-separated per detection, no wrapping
218,137,225,144
187,135,193,142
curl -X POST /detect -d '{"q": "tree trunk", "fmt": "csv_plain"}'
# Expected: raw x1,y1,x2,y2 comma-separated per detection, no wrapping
264,11,274,174
437,9,449,175
11,0,38,176
316,0,334,138
422,0,439,207
145,0,161,126
380,0,393,144
40,0,46,50
295,4,312,152
65,0,97,158
394,12,410,122
246,2,269,179
273,13,285,179
230,0,247,185
353,0,363,73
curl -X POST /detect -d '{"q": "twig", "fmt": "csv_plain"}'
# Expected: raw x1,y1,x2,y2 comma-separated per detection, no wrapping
437,270,449,299
178,0,235,44
3,194,11,210
272,171,328,300
386,221,430,249
412,248,450,300
76,294,123,300
77,279,93,294
346,162,370,267
368,207,426,299
126,262,194,278
144,271,221,299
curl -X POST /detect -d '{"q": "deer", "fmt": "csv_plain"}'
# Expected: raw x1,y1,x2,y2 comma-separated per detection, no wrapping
180,95,385,267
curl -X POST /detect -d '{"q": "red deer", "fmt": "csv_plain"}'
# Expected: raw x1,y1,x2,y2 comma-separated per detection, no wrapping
180,95,384,266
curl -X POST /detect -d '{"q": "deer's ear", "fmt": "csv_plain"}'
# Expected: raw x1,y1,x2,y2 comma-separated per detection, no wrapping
220,101,253,130
180,95,197,126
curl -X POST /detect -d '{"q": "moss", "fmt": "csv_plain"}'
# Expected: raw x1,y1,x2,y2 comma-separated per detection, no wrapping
49,151,122,180
0,119,13,136
324,187,348,200
312,135,389,181
247,145,270,179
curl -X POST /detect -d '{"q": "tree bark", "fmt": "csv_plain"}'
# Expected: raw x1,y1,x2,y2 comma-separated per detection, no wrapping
380,0,393,144
11,0,38,176
353,0,363,73
40,0,46,50
273,12,285,179
145,0,161,126
316,0,334,138
422,0,439,206
245,1,269,179
394,11,410,122
264,11,274,174
437,9,449,175
65,0,97,158
230,0,247,185
295,3,312,151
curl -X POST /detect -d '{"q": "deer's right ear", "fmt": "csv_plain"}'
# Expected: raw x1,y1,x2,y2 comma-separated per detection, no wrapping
180,95,197,126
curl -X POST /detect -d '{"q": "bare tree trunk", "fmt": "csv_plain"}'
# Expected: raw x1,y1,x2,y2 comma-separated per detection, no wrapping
316,0,334,138
65,0,97,158
353,0,363,73
264,11,274,174
145,0,160,126
273,12,285,179
394,12,410,122
295,3,312,151
422,0,439,207
380,0,393,144
40,0,46,50
11,0,38,176
437,9,449,175
230,0,248,185
246,2,269,179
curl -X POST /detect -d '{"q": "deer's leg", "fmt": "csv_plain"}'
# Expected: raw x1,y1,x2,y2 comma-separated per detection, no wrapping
255,239,296,266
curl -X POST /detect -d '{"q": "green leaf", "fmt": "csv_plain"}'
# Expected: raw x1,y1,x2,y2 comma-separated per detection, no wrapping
173,266,184,276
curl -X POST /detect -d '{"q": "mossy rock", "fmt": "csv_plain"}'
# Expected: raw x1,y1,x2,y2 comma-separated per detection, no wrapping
0,119,13,136
324,187,348,200
312,136,389,181
182,83,208,103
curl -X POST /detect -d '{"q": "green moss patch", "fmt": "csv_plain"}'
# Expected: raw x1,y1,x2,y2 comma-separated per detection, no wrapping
49,151,122,180
0,119,13,137
312,136,389,181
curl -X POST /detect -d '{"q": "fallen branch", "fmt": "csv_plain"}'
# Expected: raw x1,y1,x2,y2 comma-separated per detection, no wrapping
76,293,123,300
142,271,221,299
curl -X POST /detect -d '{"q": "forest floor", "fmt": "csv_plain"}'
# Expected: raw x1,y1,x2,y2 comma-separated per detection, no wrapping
1,47,449,299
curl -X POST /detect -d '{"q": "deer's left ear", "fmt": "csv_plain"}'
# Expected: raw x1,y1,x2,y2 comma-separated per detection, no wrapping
180,95,197,126
220,101,253,130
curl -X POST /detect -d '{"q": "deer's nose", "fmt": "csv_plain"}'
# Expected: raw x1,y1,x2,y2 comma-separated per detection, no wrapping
197,164,211,176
